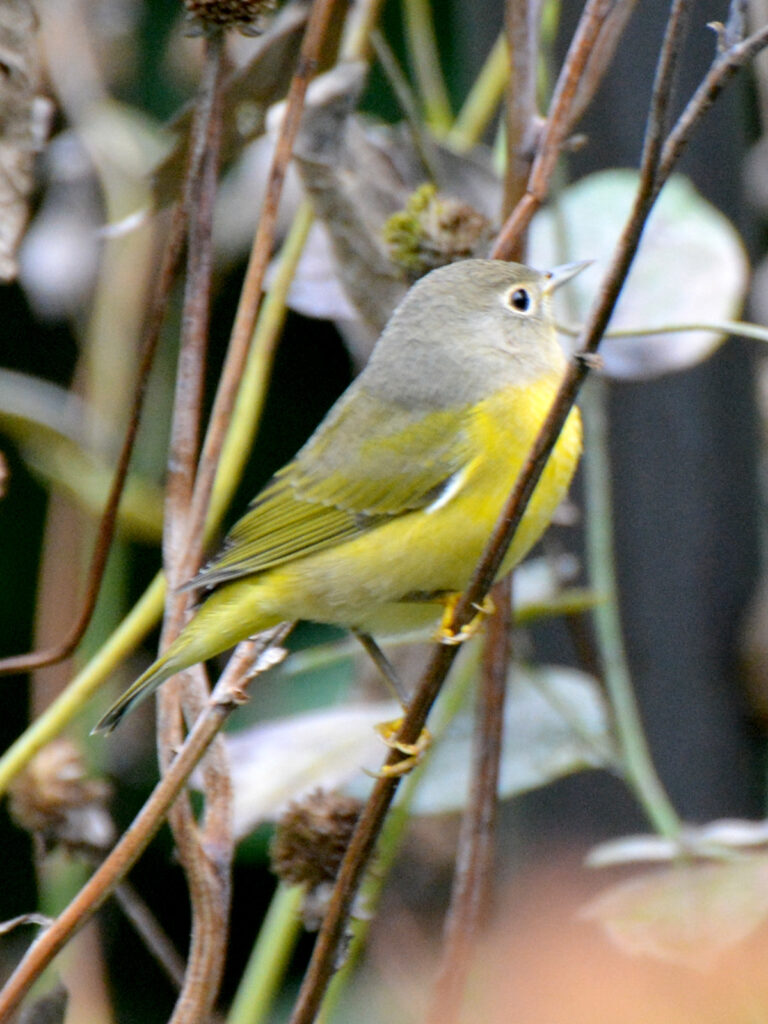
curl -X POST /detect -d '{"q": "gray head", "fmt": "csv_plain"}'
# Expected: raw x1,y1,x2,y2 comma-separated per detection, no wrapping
361,259,584,409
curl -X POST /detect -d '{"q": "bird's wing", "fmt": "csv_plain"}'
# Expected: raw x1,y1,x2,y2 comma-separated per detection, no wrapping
191,393,474,586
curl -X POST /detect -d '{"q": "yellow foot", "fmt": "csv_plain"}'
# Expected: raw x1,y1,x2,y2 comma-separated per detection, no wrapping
435,593,495,646
373,717,432,777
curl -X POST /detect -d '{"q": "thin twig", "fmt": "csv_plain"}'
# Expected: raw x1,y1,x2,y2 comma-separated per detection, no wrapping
427,579,511,1024
568,0,640,128
113,881,187,989
658,19,768,184
582,378,679,836
287,9,768,1022
447,32,508,151
503,0,539,225
0,635,285,1021
0,201,187,676
369,29,443,184
153,28,234,1024
638,0,691,193
402,0,453,133
184,0,339,557
424,7,542,1011
493,0,616,259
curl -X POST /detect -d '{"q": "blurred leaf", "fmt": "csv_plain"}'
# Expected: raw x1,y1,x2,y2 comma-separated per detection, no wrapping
398,665,615,816
0,369,164,541
288,62,501,358
0,0,52,281
17,984,68,1024
223,702,391,838
588,818,768,867
530,170,749,379
583,856,768,968
221,665,614,839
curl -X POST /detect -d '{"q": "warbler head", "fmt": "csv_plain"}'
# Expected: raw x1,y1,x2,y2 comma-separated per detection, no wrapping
363,258,588,409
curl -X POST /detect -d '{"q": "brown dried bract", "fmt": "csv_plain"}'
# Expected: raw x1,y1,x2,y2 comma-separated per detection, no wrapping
184,0,277,36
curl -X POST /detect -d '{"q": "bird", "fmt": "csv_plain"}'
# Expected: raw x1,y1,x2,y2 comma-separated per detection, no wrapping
93,258,585,734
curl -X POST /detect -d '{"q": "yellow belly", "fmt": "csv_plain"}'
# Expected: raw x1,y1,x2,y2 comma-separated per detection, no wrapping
238,377,582,635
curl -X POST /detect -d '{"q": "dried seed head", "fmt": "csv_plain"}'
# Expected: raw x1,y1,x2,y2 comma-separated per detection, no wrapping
383,183,494,282
8,738,114,854
271,789,362,891
183,0,276,36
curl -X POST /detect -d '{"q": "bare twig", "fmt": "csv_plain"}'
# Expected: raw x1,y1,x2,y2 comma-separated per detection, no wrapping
113,881,187,990
0,634,288,1021
426,579,511,1024
568,0,640,127
503,0,539,225
369,29,442,184
287,7,768,1022
184,0,340,554
0,201,187,676
658,19,768,185
402,0,453,133
493,0,616,259
423,8,542,1011
638,0,691,192
152,28,235,1024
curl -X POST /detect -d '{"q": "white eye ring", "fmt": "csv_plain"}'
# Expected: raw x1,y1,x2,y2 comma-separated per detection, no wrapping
505,286,535,315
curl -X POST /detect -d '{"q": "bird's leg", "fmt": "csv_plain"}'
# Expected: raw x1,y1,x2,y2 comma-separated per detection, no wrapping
353,630,431,776
373,718,432,777
436,592,495,645
353,630,408,704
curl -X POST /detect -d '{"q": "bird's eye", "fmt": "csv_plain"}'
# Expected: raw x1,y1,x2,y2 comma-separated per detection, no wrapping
507,287,533,314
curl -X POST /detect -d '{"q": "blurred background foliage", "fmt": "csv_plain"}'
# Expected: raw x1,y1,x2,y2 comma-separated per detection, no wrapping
1,1,768,1021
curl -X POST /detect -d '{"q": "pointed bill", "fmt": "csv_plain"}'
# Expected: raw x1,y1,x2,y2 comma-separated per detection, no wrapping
543,260,593,294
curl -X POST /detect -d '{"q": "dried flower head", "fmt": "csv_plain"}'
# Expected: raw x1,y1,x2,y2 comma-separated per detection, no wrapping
271,789,362,890
8,738,114,855
383,183,494,282
183,0,276,36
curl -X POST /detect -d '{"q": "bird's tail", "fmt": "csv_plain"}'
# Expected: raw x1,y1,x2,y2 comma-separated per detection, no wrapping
91,644,188,734
92,577,283,734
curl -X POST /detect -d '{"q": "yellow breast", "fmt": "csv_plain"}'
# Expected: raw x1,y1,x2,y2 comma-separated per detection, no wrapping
255,375,582,634
468,376,582,578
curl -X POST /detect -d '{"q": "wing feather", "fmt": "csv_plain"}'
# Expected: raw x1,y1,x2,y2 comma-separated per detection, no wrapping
191,389,474,587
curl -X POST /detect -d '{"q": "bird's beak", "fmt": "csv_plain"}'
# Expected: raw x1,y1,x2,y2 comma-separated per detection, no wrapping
543,260,593,295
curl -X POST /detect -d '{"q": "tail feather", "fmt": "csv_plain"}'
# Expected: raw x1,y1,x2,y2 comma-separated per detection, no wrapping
93,577,281,734
91,650,185,734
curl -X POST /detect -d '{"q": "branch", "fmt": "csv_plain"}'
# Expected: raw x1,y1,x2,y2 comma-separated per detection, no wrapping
0,633,289,1021
426,579,511,1024
0,203,186,676
184,0,340,555
287,5,768,1021
493,0,616,259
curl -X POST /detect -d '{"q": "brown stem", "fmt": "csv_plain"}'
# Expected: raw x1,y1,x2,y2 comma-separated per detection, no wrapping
184,0,340,554
288,5,768,1021
493,0,616,259
0,637,278,1022
503,0,539,226
426,579,511,1024
0,201,187,677
153,29,235,1024
658,19,768,185
113,881,187,990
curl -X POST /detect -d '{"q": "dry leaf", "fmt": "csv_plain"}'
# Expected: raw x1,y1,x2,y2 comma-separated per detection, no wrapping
0,0,51,281
583,856,768,968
